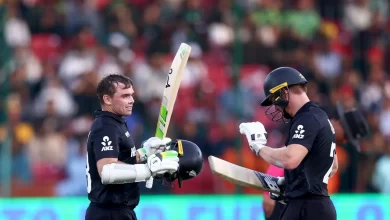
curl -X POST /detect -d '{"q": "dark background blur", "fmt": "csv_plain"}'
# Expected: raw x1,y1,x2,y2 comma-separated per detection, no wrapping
0,0,389,198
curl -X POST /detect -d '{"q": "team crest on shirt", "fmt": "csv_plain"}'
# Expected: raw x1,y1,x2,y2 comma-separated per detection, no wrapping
125,131,130,138
292,125,305,139
101,136,114,151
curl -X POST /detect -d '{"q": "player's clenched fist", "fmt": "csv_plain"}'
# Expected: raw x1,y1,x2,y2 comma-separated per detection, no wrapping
147,151,179,176
239,122,268,155
138,137,172,162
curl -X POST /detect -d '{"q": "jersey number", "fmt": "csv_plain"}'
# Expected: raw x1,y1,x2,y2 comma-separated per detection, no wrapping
323,142,336,184
323,120,336,184
86,153,92,193
86,131,92,193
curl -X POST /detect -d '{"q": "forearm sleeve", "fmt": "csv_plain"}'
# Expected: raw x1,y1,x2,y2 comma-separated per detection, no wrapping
101,163,152,184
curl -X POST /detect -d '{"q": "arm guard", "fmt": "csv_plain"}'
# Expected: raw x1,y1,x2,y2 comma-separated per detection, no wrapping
101,163,152,184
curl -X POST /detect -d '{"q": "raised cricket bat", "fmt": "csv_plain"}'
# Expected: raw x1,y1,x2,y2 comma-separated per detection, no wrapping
145,43,192,188
208,156,282,194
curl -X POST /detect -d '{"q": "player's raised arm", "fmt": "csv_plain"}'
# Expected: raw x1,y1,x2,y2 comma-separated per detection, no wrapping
239,122,306,169
239,111,326,170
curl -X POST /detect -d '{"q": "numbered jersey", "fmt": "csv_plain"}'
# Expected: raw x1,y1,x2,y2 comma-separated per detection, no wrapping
284,101,336,199
86,110,139,207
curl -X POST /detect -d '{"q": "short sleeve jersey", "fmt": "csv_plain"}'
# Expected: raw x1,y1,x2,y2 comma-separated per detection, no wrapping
284,102,336,199
86,110,140,207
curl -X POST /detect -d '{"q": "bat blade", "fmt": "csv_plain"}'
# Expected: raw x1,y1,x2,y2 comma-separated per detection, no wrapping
155,43,192,138
145,43,192,189
208,156,282,194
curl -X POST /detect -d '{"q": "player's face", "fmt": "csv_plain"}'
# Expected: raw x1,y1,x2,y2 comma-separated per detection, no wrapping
270,90,289,113
267,92,287,121
269,95,280,111
111,83,135,116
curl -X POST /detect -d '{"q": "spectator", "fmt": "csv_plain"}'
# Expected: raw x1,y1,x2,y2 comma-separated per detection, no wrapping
344,0,373,33
55,135,87,196
6,94,33,183
283,0,321,41
372,137,390,193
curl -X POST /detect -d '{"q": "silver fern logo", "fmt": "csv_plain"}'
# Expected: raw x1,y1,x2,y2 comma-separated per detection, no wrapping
101,136,113,151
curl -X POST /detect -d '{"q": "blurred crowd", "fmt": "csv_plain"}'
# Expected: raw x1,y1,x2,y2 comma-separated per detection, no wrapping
1,0,390,197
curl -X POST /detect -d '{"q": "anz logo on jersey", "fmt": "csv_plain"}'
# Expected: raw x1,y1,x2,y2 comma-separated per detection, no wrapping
292,125,305,139
101,136,114,151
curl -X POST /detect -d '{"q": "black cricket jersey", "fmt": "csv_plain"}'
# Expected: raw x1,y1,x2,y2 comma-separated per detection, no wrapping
86,110,140,208
284,101,336,199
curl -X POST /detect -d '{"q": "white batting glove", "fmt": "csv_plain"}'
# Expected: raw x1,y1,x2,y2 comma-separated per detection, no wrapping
239,122,268,155
137,137,172,162
147,151,179,176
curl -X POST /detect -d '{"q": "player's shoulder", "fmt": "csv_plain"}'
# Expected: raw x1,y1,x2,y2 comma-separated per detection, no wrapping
90,116,121,134
297,102,329,122
293,111,320,125
291,105,330,132
310,105,331,126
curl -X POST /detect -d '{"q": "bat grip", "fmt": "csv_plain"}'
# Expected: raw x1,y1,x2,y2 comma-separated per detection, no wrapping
145,145,168,188
146,134,166,189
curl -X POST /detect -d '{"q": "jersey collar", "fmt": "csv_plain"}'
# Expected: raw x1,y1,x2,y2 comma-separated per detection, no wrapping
95,110,126,124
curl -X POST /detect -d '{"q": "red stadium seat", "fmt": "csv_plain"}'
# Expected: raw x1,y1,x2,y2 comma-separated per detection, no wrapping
206,64,231,95
30,34,62,61
239,64,269,78
31,162,65,183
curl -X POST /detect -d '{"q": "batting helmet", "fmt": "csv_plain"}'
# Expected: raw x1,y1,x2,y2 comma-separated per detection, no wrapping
261,67,307,123
156,139,203,188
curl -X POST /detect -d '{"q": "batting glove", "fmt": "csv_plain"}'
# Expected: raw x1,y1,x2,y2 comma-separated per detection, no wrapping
239,122,268,155
270,177,286,204
270,193,287,205
138,137,172,162
147,151,179,176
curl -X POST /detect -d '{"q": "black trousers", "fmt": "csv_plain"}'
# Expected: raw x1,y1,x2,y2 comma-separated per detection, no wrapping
280,197,336,220
85,204,137,220
266,202,286,220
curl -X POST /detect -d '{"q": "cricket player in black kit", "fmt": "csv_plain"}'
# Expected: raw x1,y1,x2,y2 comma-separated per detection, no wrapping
85,74,179,220
239,67,338,220
262,102,370,220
